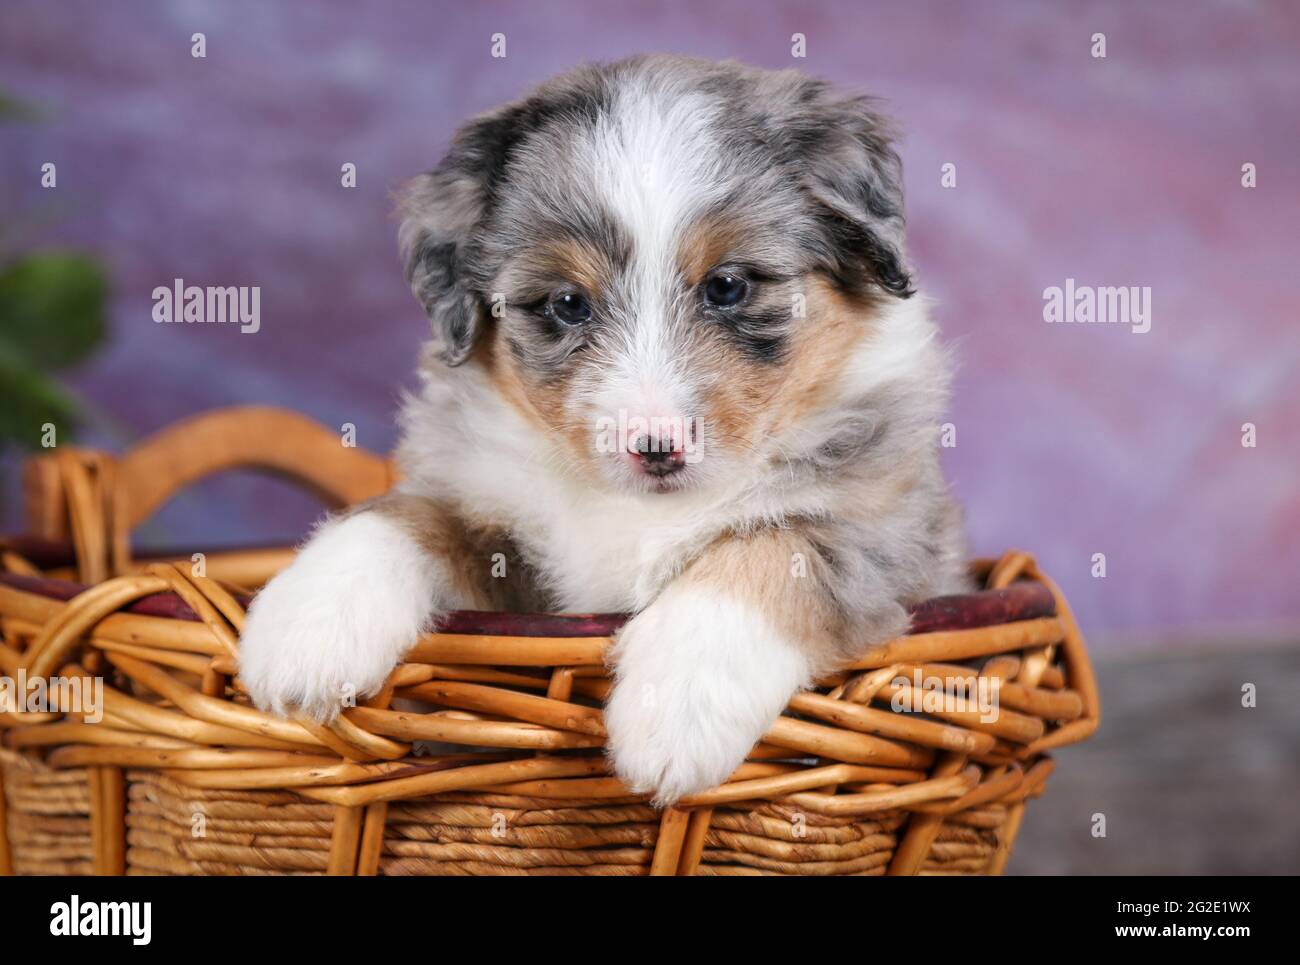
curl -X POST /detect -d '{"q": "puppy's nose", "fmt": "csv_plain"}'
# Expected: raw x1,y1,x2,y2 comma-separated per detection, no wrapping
629,434,687,477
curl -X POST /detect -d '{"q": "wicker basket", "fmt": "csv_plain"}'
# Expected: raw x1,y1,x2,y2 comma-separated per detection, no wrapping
0,406,1099,876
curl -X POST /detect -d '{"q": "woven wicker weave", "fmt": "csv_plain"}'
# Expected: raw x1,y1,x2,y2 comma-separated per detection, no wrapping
0,406,1099,876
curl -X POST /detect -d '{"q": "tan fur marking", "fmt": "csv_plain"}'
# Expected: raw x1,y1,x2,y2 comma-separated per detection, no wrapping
364,492,550,611
768,278,875,431
703,276,875,451
481,328,596,473
676,214,749,287
535,237,609,299
680,528,849,675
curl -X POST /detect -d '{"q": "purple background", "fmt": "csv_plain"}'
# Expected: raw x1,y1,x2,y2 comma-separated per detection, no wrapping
2,0,1297,649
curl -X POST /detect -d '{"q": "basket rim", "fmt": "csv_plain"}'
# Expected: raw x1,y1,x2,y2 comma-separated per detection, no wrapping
0,545,1055,637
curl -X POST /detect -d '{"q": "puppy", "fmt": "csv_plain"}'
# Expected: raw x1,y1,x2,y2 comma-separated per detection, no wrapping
238,55,968,804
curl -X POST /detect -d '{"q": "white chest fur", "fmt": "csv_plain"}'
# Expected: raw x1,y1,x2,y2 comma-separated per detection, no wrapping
398,368,742,612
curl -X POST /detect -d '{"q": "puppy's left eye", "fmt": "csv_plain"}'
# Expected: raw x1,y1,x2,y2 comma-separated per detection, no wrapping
548,292,592,326
704,273,748,308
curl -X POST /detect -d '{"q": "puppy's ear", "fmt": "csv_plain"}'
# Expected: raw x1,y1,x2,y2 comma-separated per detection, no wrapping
397,105,524,366
783,87,914,298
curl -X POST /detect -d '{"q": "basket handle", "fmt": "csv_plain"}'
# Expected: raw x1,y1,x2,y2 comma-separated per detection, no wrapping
23,406,395,581
113,405,393,530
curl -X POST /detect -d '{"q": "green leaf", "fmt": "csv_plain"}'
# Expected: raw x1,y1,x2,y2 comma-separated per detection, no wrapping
0,347,81,449
0,252,108,370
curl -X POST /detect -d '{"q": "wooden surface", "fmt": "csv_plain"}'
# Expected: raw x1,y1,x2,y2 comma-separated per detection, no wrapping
1009,641,1300,874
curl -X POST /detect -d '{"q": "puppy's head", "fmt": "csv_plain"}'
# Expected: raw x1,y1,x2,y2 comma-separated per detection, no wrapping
399,55,913,495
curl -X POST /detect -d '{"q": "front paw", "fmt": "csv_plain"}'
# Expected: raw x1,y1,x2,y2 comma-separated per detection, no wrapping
238,512,443,722
603,587,812,805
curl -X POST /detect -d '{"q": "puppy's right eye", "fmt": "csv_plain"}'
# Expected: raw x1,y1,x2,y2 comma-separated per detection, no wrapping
704,273,748,308
548,292,592,326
